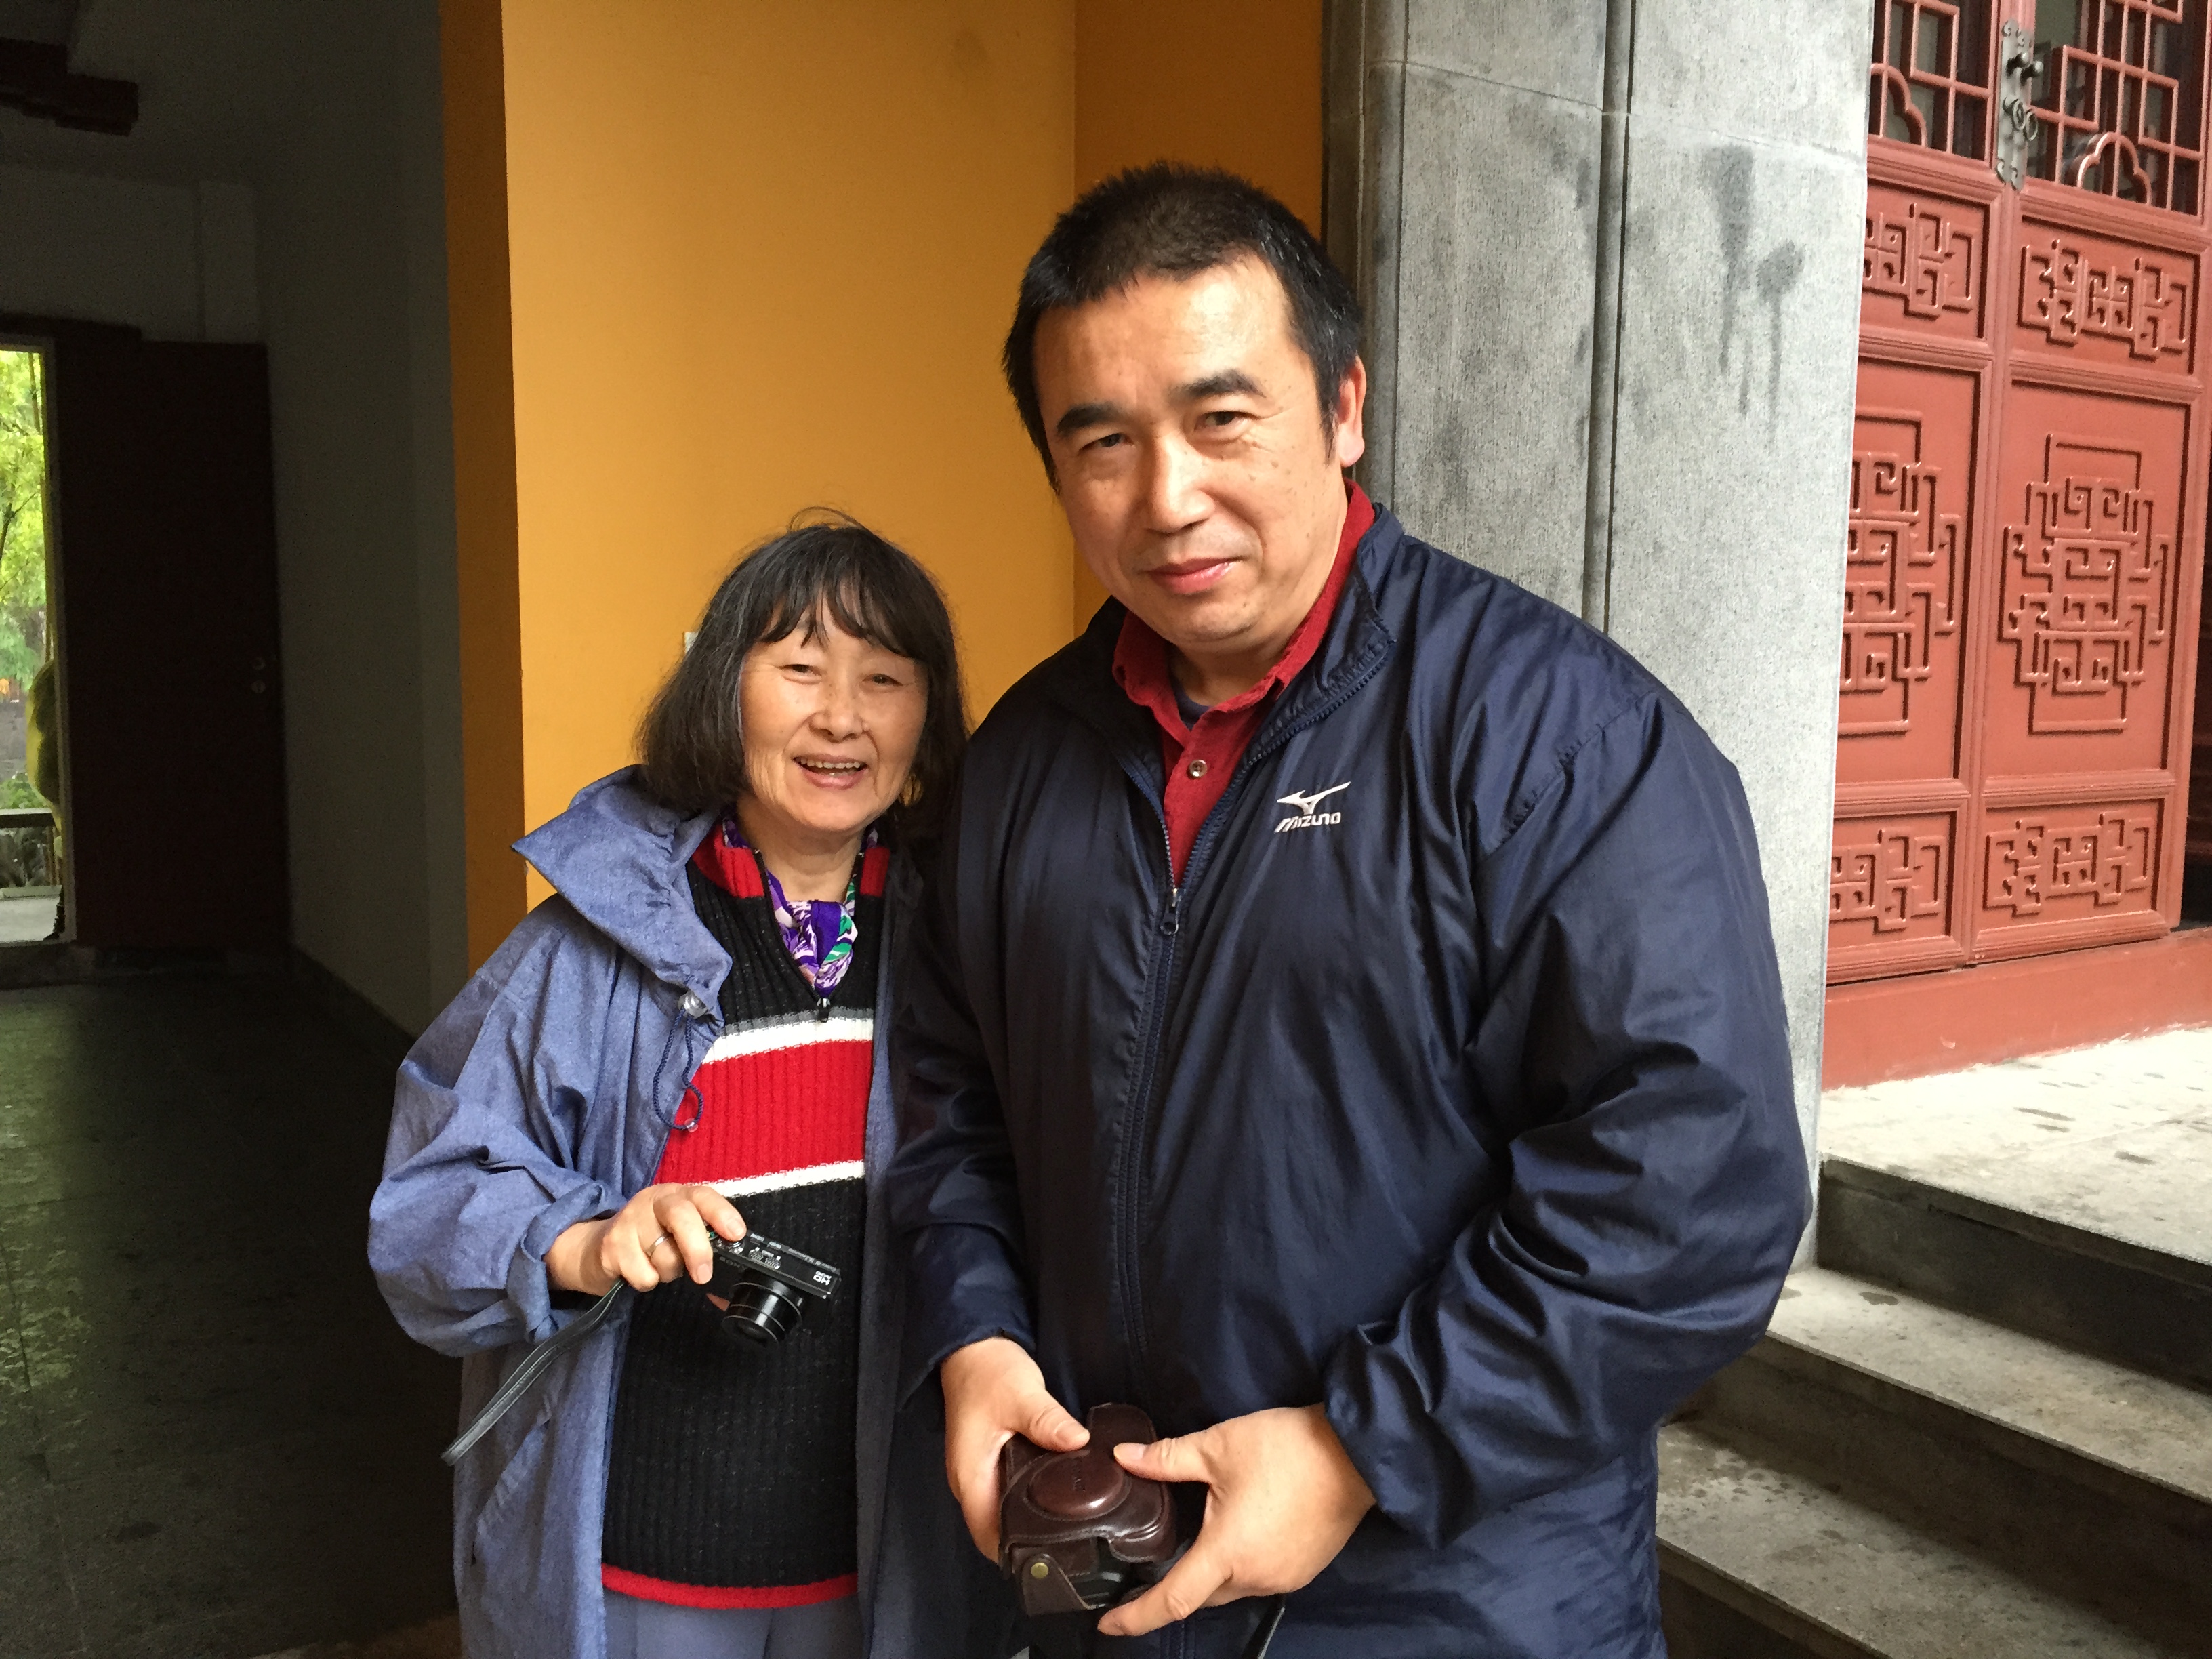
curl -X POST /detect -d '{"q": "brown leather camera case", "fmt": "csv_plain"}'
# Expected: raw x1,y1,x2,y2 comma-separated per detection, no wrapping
998,1403,1179,1615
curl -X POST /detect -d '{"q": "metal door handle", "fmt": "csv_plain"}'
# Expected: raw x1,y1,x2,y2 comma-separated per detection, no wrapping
1995,20,2042,190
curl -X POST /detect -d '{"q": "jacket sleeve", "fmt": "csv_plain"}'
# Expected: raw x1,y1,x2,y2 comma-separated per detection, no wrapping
1323,691,1810,1544
367,903,631,1358
884,816,1038,1399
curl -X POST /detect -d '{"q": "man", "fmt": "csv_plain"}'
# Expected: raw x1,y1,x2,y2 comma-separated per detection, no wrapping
888,165,1807,1657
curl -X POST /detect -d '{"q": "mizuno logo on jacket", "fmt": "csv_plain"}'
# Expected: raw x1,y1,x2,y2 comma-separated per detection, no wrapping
1273,781,1349,831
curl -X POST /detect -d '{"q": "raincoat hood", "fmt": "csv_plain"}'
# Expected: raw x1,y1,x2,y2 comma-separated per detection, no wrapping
516,768,724,1006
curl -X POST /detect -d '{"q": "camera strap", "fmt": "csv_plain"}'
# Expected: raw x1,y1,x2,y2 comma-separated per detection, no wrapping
1242,1596,1286,1659
1026,1595,1284,1659
441,1282,632,1466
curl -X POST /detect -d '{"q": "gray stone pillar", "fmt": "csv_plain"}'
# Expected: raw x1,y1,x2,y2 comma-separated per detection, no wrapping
1326,0,1870,1193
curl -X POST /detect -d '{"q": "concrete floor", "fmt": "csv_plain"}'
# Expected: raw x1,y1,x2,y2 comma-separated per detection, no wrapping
0,973,461,1659
0,894,60,945
1822,1025,2212,1271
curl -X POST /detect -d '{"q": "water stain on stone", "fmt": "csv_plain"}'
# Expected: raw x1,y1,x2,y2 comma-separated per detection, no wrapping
2116,1151,2156,1165
115,1519,159,1541
1859,1290,1900,1306
1698,147,1755,388
1432,409,1475,526
1696,147,1800,422
1755,243,1803,416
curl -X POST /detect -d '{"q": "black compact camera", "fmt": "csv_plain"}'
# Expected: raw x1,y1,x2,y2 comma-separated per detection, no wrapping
441,1228,844,1467
704,1231,841,1343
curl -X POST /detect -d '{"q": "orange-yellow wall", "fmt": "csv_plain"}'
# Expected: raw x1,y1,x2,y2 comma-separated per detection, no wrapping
441,0,528,968
500,1,1076,903
1067,0,1324,633
456,1,1323,936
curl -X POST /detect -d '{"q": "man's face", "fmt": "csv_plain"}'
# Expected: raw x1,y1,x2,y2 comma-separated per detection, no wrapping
1034,257,1366,676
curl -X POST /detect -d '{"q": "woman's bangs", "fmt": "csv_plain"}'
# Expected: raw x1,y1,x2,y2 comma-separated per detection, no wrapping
821,576,919,663
750,548,907,663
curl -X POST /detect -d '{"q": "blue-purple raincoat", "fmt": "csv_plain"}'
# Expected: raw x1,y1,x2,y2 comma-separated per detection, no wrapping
370,772,1015,1659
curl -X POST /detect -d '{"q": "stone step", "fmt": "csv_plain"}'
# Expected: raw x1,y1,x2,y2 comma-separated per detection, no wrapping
1690,1267,2212,1635
1816,1027,2212,1387
1819,1155,2212,1388
1656,1420,2196,1659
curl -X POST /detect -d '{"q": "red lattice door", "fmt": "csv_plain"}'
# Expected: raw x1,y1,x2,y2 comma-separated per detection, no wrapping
1834,0,2212,981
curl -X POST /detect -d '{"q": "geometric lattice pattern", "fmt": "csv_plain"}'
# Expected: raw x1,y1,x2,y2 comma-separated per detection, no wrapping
1984,809,2156,914
1869,0,1994,157
1844,441,1963,734
1833,824,1948,931
2030,0,2207,213
1866,200,1982,319
1999,438,2173,733
1842,0,2205,980
2018,235,2192,358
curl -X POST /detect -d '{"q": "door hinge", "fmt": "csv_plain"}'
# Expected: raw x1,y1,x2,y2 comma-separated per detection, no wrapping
1995,20,2041,190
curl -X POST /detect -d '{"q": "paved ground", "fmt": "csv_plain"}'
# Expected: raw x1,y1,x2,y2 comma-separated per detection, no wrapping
1822,1025,2212,1268
0,893,60,945
0,974,460,1659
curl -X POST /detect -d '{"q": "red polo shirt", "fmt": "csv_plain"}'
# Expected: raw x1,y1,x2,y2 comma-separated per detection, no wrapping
1113,482,1375,882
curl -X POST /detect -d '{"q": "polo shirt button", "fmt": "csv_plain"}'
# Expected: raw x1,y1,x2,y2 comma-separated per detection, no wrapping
1187,758,1208,779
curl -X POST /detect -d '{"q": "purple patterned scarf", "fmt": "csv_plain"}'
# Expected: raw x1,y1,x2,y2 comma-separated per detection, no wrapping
719,815,870,996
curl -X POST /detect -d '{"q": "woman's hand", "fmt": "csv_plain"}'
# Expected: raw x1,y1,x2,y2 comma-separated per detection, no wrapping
546,1183,746,1298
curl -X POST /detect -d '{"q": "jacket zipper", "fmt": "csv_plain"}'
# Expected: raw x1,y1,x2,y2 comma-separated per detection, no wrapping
1107,621,1393,1408
1113,815,1181,1395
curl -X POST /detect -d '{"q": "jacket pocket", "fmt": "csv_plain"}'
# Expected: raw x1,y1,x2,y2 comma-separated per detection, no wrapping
469,1401,555,1571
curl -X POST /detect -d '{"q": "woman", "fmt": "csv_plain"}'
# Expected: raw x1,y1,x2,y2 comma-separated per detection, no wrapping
369,519,1014,1659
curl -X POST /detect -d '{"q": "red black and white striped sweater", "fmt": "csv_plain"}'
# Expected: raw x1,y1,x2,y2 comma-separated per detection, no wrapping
598,836,888,1608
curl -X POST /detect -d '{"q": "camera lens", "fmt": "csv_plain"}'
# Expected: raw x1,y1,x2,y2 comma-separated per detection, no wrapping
721,1275,802,1344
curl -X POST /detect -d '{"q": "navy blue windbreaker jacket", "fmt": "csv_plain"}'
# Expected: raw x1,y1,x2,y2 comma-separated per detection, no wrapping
887,502,1809,1657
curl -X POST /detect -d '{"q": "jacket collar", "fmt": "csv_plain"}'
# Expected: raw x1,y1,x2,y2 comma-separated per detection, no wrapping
513,768,727,1004
1042,499,1404,778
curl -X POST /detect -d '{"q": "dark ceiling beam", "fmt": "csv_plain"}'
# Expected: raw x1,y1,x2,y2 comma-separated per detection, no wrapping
0,37,135,134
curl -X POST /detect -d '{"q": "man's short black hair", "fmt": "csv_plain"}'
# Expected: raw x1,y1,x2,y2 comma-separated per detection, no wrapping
1002,163,1363,483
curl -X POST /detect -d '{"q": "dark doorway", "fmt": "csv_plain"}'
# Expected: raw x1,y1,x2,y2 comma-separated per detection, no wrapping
0,342,59,946
24,318,290,954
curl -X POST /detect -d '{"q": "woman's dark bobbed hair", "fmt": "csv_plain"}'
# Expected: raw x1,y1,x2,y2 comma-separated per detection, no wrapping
638,513,968,844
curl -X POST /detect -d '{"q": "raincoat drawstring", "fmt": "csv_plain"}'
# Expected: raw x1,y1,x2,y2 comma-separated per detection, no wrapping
653,990,713,1133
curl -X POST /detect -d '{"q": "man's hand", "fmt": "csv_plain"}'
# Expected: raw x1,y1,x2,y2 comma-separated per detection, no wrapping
546,1183,745,1297
1096,1404,1375,1638
939,1336,1089,1558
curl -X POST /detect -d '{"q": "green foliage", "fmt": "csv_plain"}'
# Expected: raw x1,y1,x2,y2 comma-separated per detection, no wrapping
1,769,44,809
0,610,35,687
0,350,47,671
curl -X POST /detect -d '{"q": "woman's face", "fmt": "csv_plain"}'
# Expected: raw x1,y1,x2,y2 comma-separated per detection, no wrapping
735,612,926,856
